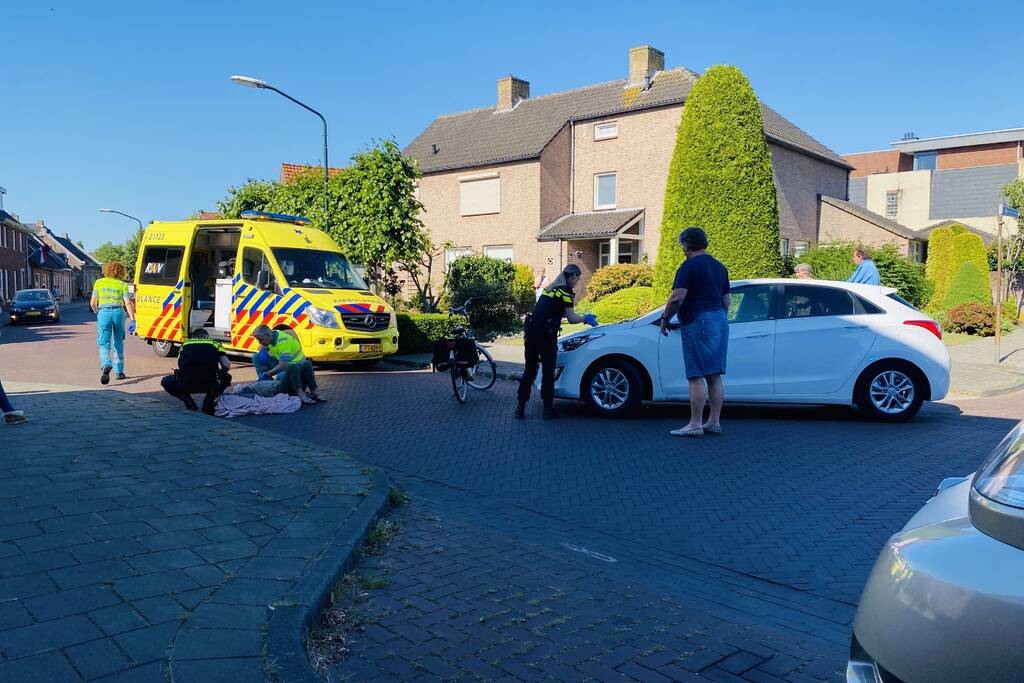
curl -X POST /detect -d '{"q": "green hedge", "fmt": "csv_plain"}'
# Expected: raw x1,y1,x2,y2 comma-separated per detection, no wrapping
446,255,517,333
396,313,468,354
654,64,781,298
797,242,933,308
578,286,657,323
586,263,653,301
512,263,536,316
925,224,967,309
944,261,991,309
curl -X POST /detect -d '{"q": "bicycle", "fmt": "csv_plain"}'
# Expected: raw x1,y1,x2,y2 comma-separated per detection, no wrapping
434,299,497,402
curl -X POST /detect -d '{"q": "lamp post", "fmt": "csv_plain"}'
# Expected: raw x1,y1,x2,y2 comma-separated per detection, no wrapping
98,208,144,231
230,75,330,228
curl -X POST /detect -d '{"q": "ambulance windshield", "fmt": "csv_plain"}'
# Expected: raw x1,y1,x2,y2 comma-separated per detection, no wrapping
272,248,368,291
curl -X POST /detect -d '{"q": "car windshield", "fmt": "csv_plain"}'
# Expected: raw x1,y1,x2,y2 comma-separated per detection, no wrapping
14,291,53,302
974,421,1024,508
272,248,367,291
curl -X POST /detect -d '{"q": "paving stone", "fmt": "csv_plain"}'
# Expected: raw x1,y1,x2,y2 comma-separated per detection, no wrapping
0,572,59,601
65,637,133,679
114,621,179,664
133,595,188,624
94,661,166,682
88,603,149,635
170,657,267,682
0,651,81,683
25,584,122,620
114,570,199,601
126,548,206,573
1,614,103,658
0,549,78,578
209,577,292,605
173,627,262,660
0,600,34,631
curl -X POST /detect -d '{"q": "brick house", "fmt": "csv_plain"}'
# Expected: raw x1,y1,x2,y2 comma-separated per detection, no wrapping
31,221,102,301
844,128,1023,237
403,45,853,294
0,210,33,303
26,233,74,298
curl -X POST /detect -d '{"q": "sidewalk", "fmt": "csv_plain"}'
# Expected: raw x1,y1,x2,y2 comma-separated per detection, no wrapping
0,382,387,682
385,340,527,379
946,326,1024,398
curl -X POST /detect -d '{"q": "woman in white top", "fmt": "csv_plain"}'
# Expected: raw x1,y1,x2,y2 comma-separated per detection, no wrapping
533,267,548,300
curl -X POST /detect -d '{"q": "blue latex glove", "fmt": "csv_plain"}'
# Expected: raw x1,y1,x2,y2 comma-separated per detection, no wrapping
583,313,599,327
127,320,136,334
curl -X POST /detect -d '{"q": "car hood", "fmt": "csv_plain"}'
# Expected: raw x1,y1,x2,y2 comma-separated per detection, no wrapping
900,476,971,534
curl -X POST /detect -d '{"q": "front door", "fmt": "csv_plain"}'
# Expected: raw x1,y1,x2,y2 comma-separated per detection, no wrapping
232,246,279,351
773,283,877,396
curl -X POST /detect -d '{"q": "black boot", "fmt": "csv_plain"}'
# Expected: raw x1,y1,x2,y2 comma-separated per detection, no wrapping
514,402,526,419
183,396,199,411
542,404,558,420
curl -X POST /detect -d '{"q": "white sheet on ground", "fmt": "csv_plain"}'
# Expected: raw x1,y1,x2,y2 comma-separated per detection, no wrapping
215,393,301,418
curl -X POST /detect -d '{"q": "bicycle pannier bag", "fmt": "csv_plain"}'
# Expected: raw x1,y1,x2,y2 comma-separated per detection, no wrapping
454,338,478,367
432,339,454,371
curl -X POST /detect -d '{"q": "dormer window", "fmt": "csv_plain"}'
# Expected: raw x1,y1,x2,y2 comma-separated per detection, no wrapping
594,122,618,141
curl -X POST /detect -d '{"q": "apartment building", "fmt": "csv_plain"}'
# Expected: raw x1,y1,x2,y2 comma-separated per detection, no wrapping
0,210,33,302
404,45,852,293
844,128,1023,238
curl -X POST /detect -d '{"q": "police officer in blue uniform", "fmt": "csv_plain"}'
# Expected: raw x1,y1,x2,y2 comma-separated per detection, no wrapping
516,263,597,420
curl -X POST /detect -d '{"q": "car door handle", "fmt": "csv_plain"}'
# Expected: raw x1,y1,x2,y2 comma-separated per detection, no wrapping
744,332,770,339
844,324,867,330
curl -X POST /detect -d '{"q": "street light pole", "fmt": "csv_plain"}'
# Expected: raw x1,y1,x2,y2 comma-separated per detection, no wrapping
98,208,144,231
230,76,330,229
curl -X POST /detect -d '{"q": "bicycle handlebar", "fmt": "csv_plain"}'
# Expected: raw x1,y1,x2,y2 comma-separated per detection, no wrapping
448,297,477,315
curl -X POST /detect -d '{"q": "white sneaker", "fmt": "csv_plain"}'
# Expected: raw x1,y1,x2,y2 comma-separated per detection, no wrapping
4,411,27,425
298,393,316,405
669,426,704,438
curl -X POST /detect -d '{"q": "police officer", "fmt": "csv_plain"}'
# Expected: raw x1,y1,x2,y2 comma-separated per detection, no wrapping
90,260,136,385
160,329,232,414
516,263,597,420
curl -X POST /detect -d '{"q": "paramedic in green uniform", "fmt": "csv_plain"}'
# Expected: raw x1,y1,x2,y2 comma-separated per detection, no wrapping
252,325,326,404
90,261,136,385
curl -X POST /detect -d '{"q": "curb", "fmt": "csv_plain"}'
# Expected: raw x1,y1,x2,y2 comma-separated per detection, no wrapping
383,356,523,381
265,470,390,683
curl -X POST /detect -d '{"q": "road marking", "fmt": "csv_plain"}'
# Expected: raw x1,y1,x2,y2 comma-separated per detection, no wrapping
560,541,617,563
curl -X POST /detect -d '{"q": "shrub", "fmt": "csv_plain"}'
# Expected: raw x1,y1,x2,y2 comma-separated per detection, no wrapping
586,263,653,301
653,65,781,299
925,224,969,309
798,242,932,308
395,313,468,354
579,286,657,324
945,303,996,337
944,261,992,309
446,255,517,333
511,263,536,316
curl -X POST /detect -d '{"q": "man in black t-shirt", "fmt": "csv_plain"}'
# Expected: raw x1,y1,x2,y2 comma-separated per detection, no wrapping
160,330,232,414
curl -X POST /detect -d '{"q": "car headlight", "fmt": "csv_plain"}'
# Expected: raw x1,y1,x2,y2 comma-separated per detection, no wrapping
389,311,397,329
559,333,604,352
969,421,1024,551
306,306,340,328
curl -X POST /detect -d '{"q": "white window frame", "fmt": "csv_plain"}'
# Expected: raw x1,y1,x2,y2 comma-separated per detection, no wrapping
617,240,636,264
1,226,6,248
885,191,899,220
793,241,810,257
594,172,617,210
483,244,514,263
598,241,611,268
594,121,618,141
20,269,26,290
445,246,473,267
458,172,500,216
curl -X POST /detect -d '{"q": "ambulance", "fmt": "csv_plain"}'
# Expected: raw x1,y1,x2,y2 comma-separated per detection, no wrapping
132,210,398,363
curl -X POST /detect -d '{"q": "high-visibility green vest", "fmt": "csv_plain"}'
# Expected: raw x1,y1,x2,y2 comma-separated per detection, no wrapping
93,277,129,307
268,331,304,365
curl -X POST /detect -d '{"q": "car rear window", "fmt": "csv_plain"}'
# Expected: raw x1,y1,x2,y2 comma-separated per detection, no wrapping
886,293,917,311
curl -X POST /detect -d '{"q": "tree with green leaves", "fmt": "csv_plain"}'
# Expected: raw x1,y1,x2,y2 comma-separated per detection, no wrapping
654,65,781,298
944,261,992,309
92,226,144,280
215,139,425,292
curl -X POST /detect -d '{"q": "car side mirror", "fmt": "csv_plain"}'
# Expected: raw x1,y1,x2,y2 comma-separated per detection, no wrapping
257,270,274,291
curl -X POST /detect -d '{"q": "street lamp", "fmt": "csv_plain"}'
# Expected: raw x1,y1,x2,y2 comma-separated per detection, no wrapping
230,75,330,227
98,208,144,231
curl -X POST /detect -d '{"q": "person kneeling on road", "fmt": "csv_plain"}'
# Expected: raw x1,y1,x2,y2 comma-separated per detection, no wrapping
160,329,232,414
516,263,598,420
251,325,325,404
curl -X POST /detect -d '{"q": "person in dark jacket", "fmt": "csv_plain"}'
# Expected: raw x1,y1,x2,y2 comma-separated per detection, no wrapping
516,263,597,420
160,329,232,414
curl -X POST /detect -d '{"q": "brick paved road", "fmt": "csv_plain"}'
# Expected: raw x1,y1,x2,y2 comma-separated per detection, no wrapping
0,384,380,682
233,371,1019,680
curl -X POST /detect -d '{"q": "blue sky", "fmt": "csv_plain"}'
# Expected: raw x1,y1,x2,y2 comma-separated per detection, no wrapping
3,1,1021,249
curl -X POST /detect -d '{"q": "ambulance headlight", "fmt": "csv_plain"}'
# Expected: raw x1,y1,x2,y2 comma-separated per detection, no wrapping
389,311,397,329
306,306,340,328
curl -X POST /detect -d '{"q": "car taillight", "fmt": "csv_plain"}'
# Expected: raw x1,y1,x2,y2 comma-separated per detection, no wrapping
904,320,942,340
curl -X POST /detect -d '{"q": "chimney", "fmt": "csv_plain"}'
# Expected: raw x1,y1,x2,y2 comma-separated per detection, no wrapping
497,75,530,111
63,232,70,239
628,45,664,89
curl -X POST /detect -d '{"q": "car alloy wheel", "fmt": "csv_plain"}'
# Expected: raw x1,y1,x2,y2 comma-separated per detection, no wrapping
590,367,630,411
869,369,915,415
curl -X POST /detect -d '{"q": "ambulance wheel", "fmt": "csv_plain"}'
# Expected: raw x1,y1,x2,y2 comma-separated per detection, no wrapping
152,340,178,358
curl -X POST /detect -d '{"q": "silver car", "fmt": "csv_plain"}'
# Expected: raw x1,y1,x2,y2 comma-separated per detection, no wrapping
849,420,1024,682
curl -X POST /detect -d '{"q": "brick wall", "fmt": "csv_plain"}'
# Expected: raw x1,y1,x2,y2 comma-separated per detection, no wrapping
818,201,911,256
844,150,913,177
771,144,849,245
540,124,571,227
0,225,30,300
937,142,1019,170
572,106,682,261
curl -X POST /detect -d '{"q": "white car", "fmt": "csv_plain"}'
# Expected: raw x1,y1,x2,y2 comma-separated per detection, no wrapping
552,279,950,421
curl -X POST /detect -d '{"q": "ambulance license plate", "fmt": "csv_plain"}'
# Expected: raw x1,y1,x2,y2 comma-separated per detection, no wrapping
358,344,382,353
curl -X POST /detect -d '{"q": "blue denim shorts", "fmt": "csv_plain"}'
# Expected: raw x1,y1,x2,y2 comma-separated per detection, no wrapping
681,309,729,379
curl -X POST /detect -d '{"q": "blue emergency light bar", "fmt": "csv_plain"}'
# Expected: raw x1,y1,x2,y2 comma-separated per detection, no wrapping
239,210,311,225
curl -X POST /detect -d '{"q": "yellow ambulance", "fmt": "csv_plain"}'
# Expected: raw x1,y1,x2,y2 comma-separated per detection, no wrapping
133,211,398,363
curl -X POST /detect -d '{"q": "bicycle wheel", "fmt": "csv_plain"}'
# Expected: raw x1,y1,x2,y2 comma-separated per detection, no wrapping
467,343,497,391
450,354,468,403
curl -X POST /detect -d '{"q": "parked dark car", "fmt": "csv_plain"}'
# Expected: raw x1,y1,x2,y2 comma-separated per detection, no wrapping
8,288,61,324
